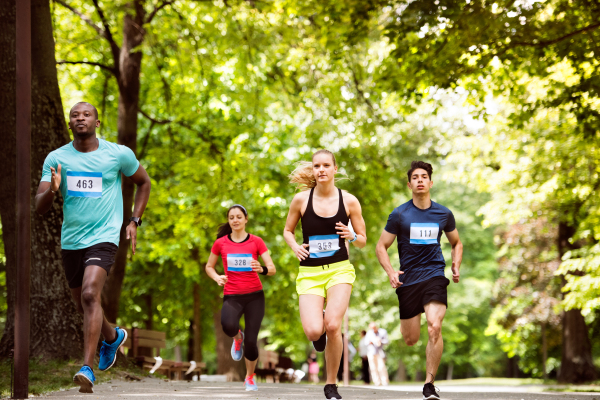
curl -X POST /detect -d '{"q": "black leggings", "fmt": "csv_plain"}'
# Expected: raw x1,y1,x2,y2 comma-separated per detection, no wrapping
221,290,265,362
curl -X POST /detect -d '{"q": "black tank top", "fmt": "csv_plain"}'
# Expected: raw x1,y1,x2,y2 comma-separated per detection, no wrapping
300,188,350,266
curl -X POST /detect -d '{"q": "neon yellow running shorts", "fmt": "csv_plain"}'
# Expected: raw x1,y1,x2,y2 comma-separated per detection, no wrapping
296,260,356,297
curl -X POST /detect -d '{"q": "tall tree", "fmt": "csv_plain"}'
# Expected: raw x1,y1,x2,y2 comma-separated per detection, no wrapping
0,0,83,359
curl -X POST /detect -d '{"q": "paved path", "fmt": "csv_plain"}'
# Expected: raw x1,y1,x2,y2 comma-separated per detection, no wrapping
39,379,600,400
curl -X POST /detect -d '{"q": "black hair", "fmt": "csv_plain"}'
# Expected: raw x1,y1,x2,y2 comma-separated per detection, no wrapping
407,160,433,181
216,205,248,239
71,102,98,119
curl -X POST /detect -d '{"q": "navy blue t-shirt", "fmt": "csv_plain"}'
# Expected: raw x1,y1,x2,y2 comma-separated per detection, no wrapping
384,200,456,287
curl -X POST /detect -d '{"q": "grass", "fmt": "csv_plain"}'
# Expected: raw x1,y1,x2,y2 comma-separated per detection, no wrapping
0,357,149,398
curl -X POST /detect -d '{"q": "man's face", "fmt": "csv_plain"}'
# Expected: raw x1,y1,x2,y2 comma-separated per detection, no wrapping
68,103,100,137
407,168,433,194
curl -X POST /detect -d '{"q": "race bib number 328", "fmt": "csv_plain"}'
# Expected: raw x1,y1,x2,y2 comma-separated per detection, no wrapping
410,223,439,244
67,171,103,198
227,253,253,272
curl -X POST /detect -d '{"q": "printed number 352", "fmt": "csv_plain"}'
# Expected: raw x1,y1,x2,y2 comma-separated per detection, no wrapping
76,179,93,189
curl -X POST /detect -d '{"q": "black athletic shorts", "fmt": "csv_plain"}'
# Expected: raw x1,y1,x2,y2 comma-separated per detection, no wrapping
61,242,118,288
395,276,450,320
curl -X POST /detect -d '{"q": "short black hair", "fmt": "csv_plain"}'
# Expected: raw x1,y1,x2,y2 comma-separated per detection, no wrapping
407,161,433,181
71,102,98,119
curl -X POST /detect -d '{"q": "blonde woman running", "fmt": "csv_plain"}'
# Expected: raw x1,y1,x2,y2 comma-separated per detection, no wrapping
284,150,366,400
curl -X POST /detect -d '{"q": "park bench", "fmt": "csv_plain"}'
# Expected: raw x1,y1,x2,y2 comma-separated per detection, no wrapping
111,325,205,380
254,348,293,383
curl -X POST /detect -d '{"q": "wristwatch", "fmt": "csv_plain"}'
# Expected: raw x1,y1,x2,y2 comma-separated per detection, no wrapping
129,217,142,227
348,232,358,243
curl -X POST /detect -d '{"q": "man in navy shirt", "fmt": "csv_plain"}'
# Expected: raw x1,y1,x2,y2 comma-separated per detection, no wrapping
376,161,463,400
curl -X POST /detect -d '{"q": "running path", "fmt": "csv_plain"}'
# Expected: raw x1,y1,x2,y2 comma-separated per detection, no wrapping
40,379,598,399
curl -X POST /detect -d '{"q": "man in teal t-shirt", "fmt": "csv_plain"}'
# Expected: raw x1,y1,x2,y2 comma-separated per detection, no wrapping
36,102,151,393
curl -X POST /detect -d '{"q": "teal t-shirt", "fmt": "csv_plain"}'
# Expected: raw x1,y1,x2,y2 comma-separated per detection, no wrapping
41,138,140,250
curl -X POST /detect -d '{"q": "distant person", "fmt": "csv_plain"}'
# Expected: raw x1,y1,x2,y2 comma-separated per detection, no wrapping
358,330,370,384
205,204,276,392
35,102,151,393
375,161,463,400
308,351,320,383
365,322,389,386
284,150,367,400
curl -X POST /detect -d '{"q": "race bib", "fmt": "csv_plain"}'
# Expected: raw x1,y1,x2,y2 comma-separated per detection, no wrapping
309,234,340,258
67,171,102,198
410,223,439,244
227,253,253,272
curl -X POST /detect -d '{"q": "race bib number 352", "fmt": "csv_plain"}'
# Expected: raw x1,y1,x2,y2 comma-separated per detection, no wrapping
309,234,340,258
410,223,439,244
67,171,102,198
227,253,253,272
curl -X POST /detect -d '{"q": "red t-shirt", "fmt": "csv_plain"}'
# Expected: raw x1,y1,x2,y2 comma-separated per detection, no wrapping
211,234,268,295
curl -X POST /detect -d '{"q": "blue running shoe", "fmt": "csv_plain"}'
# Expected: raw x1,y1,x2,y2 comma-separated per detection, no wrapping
73,366,95,393
99,326,128,371
244,373,258,391
231,330,244,361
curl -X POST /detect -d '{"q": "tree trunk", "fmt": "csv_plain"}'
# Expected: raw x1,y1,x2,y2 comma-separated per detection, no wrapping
213,309,244,381
557,222,598,383
102,4,145,323
0,0,83,359
193,282,202,362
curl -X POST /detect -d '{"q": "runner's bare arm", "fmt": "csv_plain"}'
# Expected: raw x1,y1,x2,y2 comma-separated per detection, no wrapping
205,252,228,286
253,251,276,276
336,193,366,248
124,164,151,255
445,229,462,283
35,164,62,214
376,230,403,288
283,192,310,261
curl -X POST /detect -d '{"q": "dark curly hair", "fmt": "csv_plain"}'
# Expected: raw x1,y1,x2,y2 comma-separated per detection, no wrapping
407,161,433,181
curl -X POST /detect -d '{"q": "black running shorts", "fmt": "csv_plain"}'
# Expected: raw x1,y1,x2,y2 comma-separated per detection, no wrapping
395,276,450,320
61,242,118,288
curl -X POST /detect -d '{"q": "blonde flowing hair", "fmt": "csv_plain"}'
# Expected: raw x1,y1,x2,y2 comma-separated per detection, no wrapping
289,150,347,191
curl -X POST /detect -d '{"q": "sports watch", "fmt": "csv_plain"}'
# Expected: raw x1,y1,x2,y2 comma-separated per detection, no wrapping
348,232,358,243
129,217,142,227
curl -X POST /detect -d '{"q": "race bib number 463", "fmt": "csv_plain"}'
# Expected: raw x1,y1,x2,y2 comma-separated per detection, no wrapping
309,234,340,258
67,171,102,198
410,223,439,244
227,254,253,272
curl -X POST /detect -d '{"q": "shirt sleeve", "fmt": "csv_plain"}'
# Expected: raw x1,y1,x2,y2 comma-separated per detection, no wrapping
383,208,400,235
256,236,269,256
444,210,456,232
117,145,140,177
40,153,56,183
211,238,222,256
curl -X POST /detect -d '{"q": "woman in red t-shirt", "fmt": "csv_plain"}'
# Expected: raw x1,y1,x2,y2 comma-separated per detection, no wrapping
205,204,276,391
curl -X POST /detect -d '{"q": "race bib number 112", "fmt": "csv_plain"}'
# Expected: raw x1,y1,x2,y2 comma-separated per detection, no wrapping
67,171,103,198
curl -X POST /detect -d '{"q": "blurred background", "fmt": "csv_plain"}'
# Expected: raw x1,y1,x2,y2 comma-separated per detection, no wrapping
1,0,599,387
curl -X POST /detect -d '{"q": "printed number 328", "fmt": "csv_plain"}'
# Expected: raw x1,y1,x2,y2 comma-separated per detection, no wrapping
234,260,247,266
76,179,93,189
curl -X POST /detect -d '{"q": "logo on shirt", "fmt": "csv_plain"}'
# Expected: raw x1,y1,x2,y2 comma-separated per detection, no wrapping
410,223,439,244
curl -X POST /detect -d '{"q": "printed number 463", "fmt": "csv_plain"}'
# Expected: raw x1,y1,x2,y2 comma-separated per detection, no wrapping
76,179,93,189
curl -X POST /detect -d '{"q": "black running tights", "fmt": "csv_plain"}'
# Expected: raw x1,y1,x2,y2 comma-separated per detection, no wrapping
221,290,265,362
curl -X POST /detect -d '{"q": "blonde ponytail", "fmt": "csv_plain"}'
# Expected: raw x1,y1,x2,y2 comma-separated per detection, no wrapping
289,150,347,191
289,161,316,191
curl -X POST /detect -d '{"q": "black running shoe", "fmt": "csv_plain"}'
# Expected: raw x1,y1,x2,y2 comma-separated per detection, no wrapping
324,384,342,399
313,331,327,352
423,382,440,400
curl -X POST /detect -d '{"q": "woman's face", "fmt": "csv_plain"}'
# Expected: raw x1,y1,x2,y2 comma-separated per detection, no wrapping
228,207,248,231
312,153,337,184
